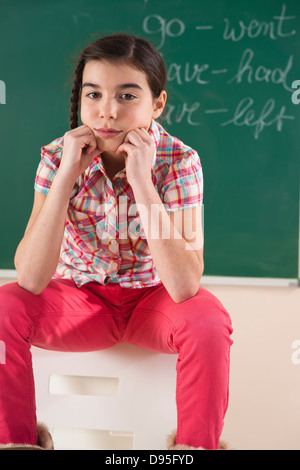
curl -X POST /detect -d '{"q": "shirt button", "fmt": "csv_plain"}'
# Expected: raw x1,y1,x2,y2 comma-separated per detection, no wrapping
78,223,84,229
109,197,115,204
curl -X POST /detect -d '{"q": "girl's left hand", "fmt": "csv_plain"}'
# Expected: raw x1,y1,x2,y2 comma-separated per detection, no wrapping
116,128,156,189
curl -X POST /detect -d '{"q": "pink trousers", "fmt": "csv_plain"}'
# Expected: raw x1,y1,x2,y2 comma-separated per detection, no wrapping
0,279,232,449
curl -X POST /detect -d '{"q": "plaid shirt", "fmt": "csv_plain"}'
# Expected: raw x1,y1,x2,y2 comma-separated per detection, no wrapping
34,120,203,288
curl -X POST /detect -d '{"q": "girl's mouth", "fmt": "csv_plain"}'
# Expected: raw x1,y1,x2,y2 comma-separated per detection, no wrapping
95,128,122,138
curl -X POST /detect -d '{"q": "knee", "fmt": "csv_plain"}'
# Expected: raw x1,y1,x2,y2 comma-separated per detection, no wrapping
0,282,29,332
0,282,25,306
175,288,233,351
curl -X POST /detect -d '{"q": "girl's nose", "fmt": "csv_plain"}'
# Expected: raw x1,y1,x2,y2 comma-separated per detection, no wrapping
99,99,117,119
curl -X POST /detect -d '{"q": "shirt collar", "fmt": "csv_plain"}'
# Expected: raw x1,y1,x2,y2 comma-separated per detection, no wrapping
148,119,161,150
89,154,105,174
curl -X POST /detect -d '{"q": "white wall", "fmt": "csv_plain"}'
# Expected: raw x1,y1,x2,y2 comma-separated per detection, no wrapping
1,277,299,449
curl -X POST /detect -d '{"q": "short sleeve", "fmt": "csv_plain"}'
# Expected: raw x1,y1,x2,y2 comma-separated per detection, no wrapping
34,137,63,195
162,150,203,212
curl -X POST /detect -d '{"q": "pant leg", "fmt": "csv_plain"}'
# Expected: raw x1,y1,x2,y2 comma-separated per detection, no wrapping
122,284,233,450
0,279,121,445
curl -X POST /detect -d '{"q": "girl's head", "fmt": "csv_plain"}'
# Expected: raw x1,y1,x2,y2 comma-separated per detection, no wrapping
70,33,167,154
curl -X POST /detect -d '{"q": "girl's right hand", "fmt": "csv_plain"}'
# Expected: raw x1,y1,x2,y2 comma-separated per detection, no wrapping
58,125,102,182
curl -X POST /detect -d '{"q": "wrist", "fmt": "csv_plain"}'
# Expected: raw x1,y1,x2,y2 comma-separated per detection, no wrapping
132,178,160,207
53,168,77,194
131,176,154,194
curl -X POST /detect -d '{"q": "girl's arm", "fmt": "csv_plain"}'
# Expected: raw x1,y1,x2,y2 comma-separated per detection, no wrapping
15,125,101,295
132,183,203,303
14,174,75,295
117,128,204,303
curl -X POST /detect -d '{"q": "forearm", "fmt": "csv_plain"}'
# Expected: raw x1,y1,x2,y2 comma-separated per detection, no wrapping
15,171,74,294
132,181,203,303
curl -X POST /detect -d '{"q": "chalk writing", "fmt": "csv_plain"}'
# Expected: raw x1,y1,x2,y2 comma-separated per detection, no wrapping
144,4,296,49
142,3,297,139
223,4,296,41
143,14,185,50
164,102,200,126
228,48,294,92
167,62,230,86
167,62,210,85
163,101,231,125
221,97,295,139
0,81,6,104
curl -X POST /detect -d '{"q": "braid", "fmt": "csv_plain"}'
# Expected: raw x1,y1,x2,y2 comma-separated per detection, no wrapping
70,60,84,129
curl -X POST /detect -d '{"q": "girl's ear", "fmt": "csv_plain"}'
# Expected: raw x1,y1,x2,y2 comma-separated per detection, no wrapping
152,90,167,119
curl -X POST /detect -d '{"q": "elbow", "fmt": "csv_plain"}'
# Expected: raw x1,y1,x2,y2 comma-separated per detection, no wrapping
17,281,46,296
171,278,202,304
16,271,47,296
171,263,203,303
172,289,198,304
17,280,45,296
15,257,51,296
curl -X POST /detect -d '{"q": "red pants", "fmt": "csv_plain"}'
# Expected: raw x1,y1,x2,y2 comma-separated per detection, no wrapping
0,279,232,449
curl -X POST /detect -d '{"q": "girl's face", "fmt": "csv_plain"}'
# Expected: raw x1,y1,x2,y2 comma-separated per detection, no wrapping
80,60,166,156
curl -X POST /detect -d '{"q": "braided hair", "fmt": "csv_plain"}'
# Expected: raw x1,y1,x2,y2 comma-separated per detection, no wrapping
70,61,85,129
69,33,166,129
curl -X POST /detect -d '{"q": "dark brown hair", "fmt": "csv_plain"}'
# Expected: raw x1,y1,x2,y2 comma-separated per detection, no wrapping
70,33,166,129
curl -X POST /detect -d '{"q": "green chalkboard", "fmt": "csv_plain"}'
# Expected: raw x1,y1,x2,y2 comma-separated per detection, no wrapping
0,0,299,281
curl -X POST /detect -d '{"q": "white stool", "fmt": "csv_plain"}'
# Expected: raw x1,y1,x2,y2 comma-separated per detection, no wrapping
32,343,177,450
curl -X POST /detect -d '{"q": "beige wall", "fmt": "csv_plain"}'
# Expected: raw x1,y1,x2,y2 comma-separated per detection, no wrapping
207,283,300,450
1,276,299,449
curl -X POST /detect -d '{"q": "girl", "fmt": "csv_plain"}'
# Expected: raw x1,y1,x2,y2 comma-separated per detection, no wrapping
0,34,232,450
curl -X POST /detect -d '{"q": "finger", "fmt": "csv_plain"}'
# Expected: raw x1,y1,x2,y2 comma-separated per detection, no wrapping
124,129,145,146
137,126,150,136
87,146,102,158
67,125,96,144
137,127,149,136
70,124,94,136
134,127,153,145
83,136,102,156
115,142,134,158
78,127,99,154
85,139,99,155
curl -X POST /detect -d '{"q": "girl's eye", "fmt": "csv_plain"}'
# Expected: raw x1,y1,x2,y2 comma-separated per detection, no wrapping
87,92,101,99
120,93,136,101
